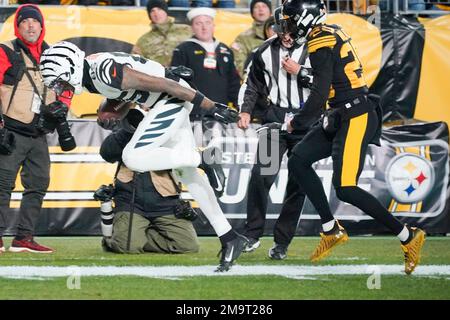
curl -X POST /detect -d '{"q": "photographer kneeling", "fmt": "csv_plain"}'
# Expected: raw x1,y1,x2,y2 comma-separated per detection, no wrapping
98,102,199,254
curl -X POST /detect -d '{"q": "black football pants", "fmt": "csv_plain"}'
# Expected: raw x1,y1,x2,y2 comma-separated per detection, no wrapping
245,131,306,246
288,110,404,235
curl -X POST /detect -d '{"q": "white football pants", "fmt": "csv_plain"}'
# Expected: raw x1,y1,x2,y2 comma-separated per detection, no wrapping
122,98,232,237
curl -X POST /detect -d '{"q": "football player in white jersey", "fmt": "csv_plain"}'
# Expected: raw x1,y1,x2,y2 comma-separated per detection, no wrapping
40,41,248,272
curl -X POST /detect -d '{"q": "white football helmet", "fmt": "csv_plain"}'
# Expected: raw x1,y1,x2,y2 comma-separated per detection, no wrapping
40,41,85,95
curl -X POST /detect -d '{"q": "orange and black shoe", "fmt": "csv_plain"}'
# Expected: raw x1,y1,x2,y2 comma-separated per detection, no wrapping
310,221,349,262
401,227,426,275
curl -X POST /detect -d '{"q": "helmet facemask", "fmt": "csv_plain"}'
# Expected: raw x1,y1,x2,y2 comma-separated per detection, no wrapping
274,6,304,48
281,0,327,44
48,74,75,100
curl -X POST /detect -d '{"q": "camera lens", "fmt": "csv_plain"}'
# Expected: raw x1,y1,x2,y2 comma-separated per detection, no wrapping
56,121,76,151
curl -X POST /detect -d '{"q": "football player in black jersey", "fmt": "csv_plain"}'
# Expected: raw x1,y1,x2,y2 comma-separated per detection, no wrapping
279,0,425,274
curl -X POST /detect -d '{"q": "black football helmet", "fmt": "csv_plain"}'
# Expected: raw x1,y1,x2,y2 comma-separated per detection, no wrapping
273,6,297,35
279,0,327,44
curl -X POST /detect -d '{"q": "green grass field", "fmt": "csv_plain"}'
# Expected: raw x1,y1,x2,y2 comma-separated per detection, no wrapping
0,236,449,300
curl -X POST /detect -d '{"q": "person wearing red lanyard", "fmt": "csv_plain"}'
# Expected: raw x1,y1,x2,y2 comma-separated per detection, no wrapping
171,7,241,121
0,5,73,254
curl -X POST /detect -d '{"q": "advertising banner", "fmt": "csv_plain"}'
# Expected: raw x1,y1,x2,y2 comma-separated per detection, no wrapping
3,120,447,236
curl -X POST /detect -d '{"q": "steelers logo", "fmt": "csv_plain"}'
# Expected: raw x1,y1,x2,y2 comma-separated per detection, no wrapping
385,153,434,203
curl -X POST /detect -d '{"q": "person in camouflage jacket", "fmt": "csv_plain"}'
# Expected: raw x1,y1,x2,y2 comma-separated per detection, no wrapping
231,0,272,77
132,0,192,67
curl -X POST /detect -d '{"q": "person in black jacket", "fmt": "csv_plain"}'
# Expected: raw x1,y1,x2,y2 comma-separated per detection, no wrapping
99,107,199,254
171,7,241,120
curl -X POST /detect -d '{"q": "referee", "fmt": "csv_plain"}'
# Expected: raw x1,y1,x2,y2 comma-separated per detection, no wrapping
238,10,322,259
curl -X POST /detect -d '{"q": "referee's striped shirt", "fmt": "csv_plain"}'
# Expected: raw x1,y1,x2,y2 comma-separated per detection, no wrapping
238,37,312,115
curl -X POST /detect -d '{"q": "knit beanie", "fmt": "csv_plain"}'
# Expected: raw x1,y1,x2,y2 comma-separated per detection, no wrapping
16,5,43,26
250,0,272,16
146,0,169,14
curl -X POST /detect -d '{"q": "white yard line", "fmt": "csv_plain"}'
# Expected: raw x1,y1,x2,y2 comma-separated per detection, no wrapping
0,265,449,279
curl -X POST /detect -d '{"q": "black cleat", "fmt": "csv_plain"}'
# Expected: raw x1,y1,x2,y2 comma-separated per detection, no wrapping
198,147,226,198
268,243,288,260
215,233,249,272
243,237,261,253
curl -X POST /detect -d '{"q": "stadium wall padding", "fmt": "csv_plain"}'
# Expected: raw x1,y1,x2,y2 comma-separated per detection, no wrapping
1,120,449,236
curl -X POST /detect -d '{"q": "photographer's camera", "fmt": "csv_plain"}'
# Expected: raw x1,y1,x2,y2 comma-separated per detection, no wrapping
37,101,76,151
93,184,115,237
175,200,198,221
0,120,15,155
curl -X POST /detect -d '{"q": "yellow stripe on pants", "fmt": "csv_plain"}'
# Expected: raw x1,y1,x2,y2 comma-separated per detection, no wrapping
341,113,368,186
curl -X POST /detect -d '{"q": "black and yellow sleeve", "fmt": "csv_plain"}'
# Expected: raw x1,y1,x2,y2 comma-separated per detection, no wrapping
307,26,337,54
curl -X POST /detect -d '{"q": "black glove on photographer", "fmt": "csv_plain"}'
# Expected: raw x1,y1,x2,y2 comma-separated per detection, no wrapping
211,103,240,124
0,126,15,155
38,101,76,151
37,101,69,134
46,101,69,120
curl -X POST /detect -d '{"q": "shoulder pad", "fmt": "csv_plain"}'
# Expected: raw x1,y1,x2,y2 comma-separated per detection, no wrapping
309,25,336,39
307,25,337,54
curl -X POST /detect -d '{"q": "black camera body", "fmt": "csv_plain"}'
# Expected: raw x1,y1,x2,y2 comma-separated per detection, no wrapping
0,126,15,155
174,200,198,221
93,184,115,202
37,101,76,151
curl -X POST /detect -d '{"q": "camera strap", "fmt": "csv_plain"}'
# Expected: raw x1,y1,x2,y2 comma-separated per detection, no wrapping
169,172,183,194
4,40,46,112
23,67,46,105
0,99,4,127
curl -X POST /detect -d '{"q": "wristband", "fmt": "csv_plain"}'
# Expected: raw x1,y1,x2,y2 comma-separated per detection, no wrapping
192,91,205,108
